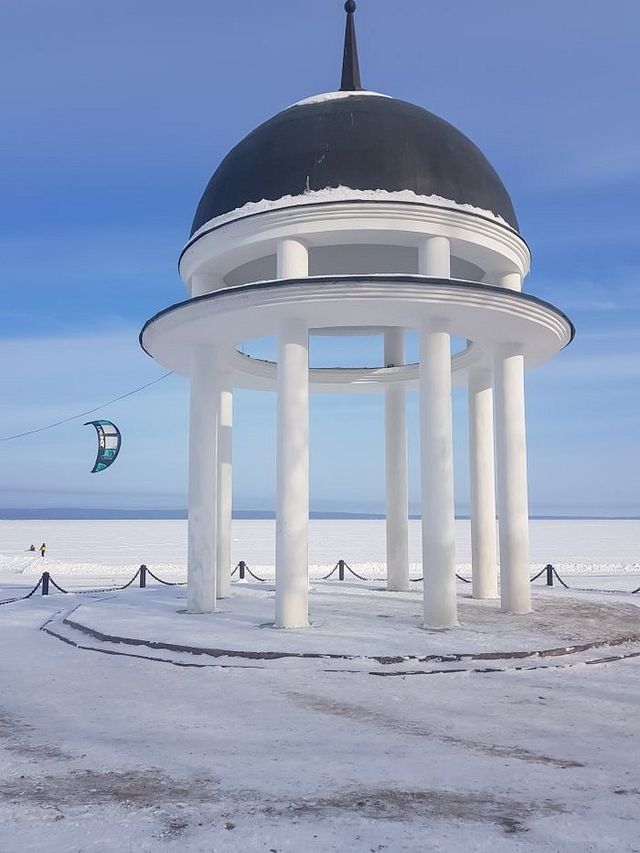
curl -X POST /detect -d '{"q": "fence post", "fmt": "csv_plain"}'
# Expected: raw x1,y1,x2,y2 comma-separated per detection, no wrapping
42,571,50,596
139,565,147,588
546,564,554,587
239,561,246,580
338,560,345,581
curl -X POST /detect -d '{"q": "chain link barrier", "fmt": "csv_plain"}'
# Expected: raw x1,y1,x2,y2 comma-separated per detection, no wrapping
341,562,370,581
321,562,340,581
0,576,44,605
529,566,549,582
528,563,639,595
144,567,186,587
410,573,471,584
47,567,143,595
2,560,638,607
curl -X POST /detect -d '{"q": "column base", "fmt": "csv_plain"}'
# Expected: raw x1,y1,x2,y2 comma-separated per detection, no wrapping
422,620,459,632
273,620,311,630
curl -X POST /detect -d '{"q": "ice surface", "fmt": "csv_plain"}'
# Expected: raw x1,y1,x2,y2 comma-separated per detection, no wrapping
1,518,638,579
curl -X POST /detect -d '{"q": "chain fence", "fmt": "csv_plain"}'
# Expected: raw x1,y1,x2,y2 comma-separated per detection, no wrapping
1,560,638,607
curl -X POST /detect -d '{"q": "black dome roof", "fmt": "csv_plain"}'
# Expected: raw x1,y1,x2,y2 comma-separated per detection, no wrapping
191,93,519,236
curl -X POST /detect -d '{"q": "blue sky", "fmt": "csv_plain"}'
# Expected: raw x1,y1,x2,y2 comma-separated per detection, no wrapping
1,0,638,516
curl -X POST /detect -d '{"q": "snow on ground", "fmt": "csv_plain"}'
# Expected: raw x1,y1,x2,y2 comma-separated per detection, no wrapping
1,518,639,581
51,584,640,661
1,586,639,851
1,520,640,851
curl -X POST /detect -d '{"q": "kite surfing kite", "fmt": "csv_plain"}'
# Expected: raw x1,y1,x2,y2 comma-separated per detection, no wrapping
84,420,121,473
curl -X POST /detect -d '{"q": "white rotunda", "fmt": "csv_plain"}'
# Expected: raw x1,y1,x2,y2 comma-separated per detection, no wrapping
141,2,573,629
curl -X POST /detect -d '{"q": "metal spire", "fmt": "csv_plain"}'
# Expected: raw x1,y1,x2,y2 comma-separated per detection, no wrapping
340,1,363,91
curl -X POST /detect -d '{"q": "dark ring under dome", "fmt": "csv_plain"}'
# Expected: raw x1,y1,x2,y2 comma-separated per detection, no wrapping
191,94,519,236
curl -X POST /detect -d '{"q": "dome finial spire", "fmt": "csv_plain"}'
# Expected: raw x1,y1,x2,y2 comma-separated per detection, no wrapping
340,1,362,92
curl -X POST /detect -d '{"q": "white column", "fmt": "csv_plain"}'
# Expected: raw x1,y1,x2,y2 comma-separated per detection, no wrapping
277,238,309,279
190,273,224,297
497,271,522,292
216,383,233,599
420,324,457,628
384,328,409,591
275,320,310,628
419,236,451,279
275,237,310,628
468,368,498,599
418,236,456,628
494,345,531,613
187,346,219,614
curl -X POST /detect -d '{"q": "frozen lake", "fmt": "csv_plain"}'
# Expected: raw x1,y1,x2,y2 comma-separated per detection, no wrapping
1,518,638,578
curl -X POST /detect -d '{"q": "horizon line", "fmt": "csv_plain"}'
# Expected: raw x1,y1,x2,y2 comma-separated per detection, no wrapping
0,508,638,521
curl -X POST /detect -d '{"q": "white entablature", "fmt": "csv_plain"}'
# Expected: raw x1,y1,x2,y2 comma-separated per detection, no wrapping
180,196,531,295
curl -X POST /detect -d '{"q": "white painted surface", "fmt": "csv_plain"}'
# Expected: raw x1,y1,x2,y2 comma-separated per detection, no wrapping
180,198,530,288
468,369,498,599
496,270,522,292
216,384,233,599
419,235,451,279
142,279,571,387
141,147,572,638
186,347,218,613
190,272,223,296
494,347,531,614
277,238,308,279
419,328,457,628
384,328,409,591
275,319,310,628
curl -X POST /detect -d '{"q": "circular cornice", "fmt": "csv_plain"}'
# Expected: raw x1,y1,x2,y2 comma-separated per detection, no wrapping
140,275,574,391
179,198,532,282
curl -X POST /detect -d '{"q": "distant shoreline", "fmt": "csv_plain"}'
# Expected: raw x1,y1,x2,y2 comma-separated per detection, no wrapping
0,510,638,521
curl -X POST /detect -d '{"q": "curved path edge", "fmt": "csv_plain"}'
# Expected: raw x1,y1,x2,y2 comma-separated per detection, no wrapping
36,606,640,677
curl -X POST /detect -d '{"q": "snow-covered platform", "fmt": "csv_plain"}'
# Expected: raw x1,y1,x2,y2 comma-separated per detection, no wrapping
43,582,640,676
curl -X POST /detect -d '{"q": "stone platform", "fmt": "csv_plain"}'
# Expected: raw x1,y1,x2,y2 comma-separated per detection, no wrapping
41,581,640,676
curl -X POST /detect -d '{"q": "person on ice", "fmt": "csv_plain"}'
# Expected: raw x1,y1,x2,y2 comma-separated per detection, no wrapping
28,544,36,552
40,543,46,559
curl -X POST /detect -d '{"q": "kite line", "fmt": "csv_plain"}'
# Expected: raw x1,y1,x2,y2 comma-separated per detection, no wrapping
0,372,173,442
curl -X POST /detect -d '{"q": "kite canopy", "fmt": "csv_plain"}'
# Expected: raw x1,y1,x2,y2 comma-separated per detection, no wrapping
84,419,121,473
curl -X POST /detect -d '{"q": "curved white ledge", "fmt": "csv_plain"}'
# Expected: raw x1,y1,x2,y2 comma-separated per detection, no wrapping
180,198,531,286
228,340,479,393
140,275,573,392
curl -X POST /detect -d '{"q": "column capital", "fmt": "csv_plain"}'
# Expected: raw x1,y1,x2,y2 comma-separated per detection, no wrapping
278,316,309,336
422,317,451,335
494,341,525,360
468,367,493,392
190,343,219,375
